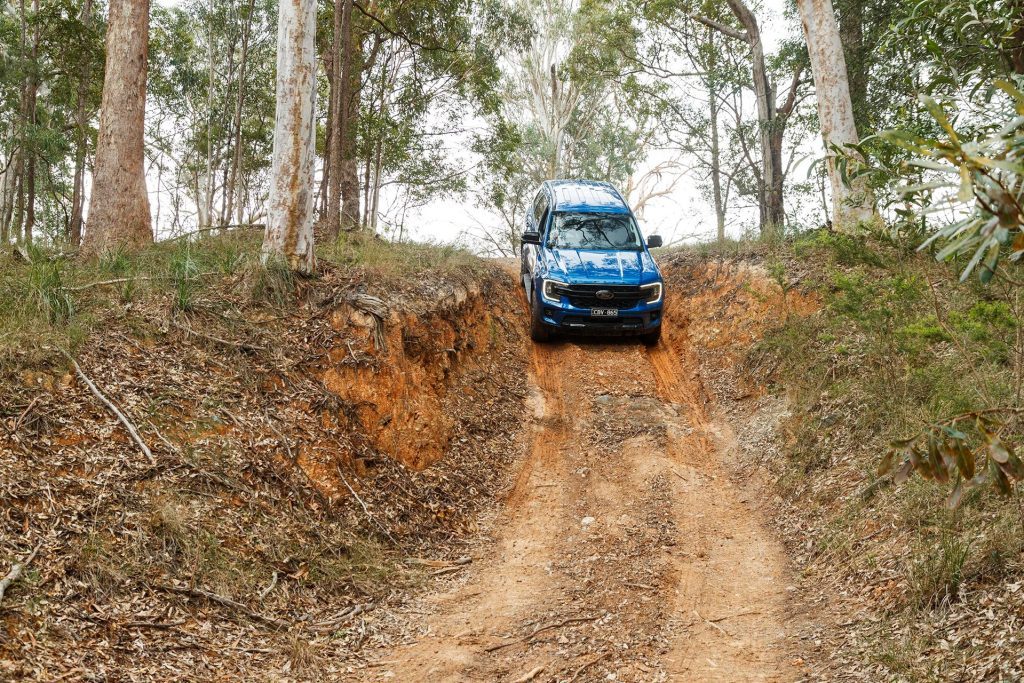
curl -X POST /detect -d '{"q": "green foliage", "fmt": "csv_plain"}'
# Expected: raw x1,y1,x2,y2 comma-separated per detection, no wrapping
27,254,73,324
908,533,972,608
169,242,201,312
794,229,887,268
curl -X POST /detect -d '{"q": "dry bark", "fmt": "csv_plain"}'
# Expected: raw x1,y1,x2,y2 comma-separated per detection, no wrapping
262,0,317,273
698,1,798,235
81,0,153,256
68,0,94,247
339,0,361,231
796,0,875,231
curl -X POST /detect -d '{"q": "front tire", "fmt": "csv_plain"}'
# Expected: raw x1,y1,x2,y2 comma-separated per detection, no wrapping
640,326,661,346
530,290,552,342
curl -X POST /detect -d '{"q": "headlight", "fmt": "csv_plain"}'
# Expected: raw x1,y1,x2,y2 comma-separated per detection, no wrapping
541,279,567,303
641,282,663,304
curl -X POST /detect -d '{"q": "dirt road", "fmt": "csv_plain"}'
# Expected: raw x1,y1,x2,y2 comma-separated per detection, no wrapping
361,302,798,681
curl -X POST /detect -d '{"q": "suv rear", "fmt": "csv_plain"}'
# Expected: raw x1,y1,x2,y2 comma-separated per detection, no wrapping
520,180,664,344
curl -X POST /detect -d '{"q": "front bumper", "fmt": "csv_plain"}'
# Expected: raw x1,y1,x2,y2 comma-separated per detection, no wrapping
537,282,663,336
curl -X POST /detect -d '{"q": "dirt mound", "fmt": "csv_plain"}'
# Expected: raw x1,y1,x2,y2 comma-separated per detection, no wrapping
0,260,528,680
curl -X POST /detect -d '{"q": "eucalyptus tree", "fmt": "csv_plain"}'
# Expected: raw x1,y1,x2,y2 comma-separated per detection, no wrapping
148,0,276,233
0,0,104,246
796,0,874,231
474,0,655,254
82,0,152,256
262,0,316,273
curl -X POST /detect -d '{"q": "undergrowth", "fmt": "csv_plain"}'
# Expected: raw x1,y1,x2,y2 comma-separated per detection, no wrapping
0,230,484,369
745,228,1024,673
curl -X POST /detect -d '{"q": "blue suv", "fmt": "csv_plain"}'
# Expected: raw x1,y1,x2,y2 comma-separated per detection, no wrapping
520,180,664,344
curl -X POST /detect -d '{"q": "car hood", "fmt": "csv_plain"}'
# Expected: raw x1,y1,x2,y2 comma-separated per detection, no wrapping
542,248,660,285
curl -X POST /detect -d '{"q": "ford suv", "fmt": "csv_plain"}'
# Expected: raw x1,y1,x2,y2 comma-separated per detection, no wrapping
520,180,664,344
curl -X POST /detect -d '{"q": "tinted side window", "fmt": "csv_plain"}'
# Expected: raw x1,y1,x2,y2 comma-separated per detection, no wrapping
532,191,548,225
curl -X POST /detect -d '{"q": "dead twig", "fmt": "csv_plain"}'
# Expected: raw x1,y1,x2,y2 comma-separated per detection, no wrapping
486,614,601,653
337,466,399,546
59,350,156,466
65,271,220,292
307,602,374,633
170,318,266,352
513,665,545,682
568,652,610,682
0,543,41,606
11,396,42,432
157,583,288,629
258,571,279,601
694,609,734,638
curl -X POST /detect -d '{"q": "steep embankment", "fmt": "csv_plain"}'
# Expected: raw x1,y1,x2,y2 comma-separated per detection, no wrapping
0,251,529,680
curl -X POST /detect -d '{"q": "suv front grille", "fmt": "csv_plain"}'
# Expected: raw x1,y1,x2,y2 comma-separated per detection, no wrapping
552,283,642,309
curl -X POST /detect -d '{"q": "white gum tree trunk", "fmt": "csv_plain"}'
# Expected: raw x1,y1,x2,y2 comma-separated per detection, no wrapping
796,0,875,231
262,0,317,273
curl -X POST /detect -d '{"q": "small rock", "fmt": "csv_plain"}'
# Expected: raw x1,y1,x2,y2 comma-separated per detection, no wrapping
582,516,596,526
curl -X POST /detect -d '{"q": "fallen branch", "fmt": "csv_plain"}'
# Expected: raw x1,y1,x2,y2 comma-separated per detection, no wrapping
66,271,220,292
12,396,42,433
0,543,41,606
568,652,609,683
338,466,398,546
60,350,156,466
694,609,733,638
258,571,279,601
157,583,288,629
513,665,545,683
308,602,374,633
486,614,600,653
170,318,266,353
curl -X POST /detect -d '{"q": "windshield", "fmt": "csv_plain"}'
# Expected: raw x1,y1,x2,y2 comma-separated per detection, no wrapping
546,212,643,251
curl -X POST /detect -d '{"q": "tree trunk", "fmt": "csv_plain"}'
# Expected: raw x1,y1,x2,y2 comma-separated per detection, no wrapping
838,0,867,132
709,82,726,242
0,155,9,243
318,45,333,221
796,0,875,232
224,0,256,230
22,0,39,246
724,0,785,234
325,0,349,237
69,0,94,247
1012,1,1024,74
339,8,361,231
204,0,215,228
82,0,152,257
262,0,317,273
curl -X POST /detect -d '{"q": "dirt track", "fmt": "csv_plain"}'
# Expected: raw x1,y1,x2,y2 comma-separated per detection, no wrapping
361,282,799,682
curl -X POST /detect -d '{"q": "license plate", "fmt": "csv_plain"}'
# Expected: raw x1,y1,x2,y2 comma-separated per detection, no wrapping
591,308,619,318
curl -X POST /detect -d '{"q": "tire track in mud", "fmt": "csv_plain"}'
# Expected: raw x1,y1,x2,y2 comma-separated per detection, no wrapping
359,276,798,682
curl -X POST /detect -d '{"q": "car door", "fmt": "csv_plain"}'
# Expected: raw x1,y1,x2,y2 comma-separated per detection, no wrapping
522,188,549,284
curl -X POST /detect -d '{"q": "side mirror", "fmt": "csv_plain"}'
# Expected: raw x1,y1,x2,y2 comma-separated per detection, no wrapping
522,231,541,245
647,235,663,249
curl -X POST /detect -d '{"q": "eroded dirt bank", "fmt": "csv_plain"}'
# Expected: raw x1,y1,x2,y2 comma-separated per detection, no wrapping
0,261,531,680
356,261,818,682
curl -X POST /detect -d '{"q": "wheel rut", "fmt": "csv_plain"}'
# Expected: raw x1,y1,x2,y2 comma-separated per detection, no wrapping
360,278,798,682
